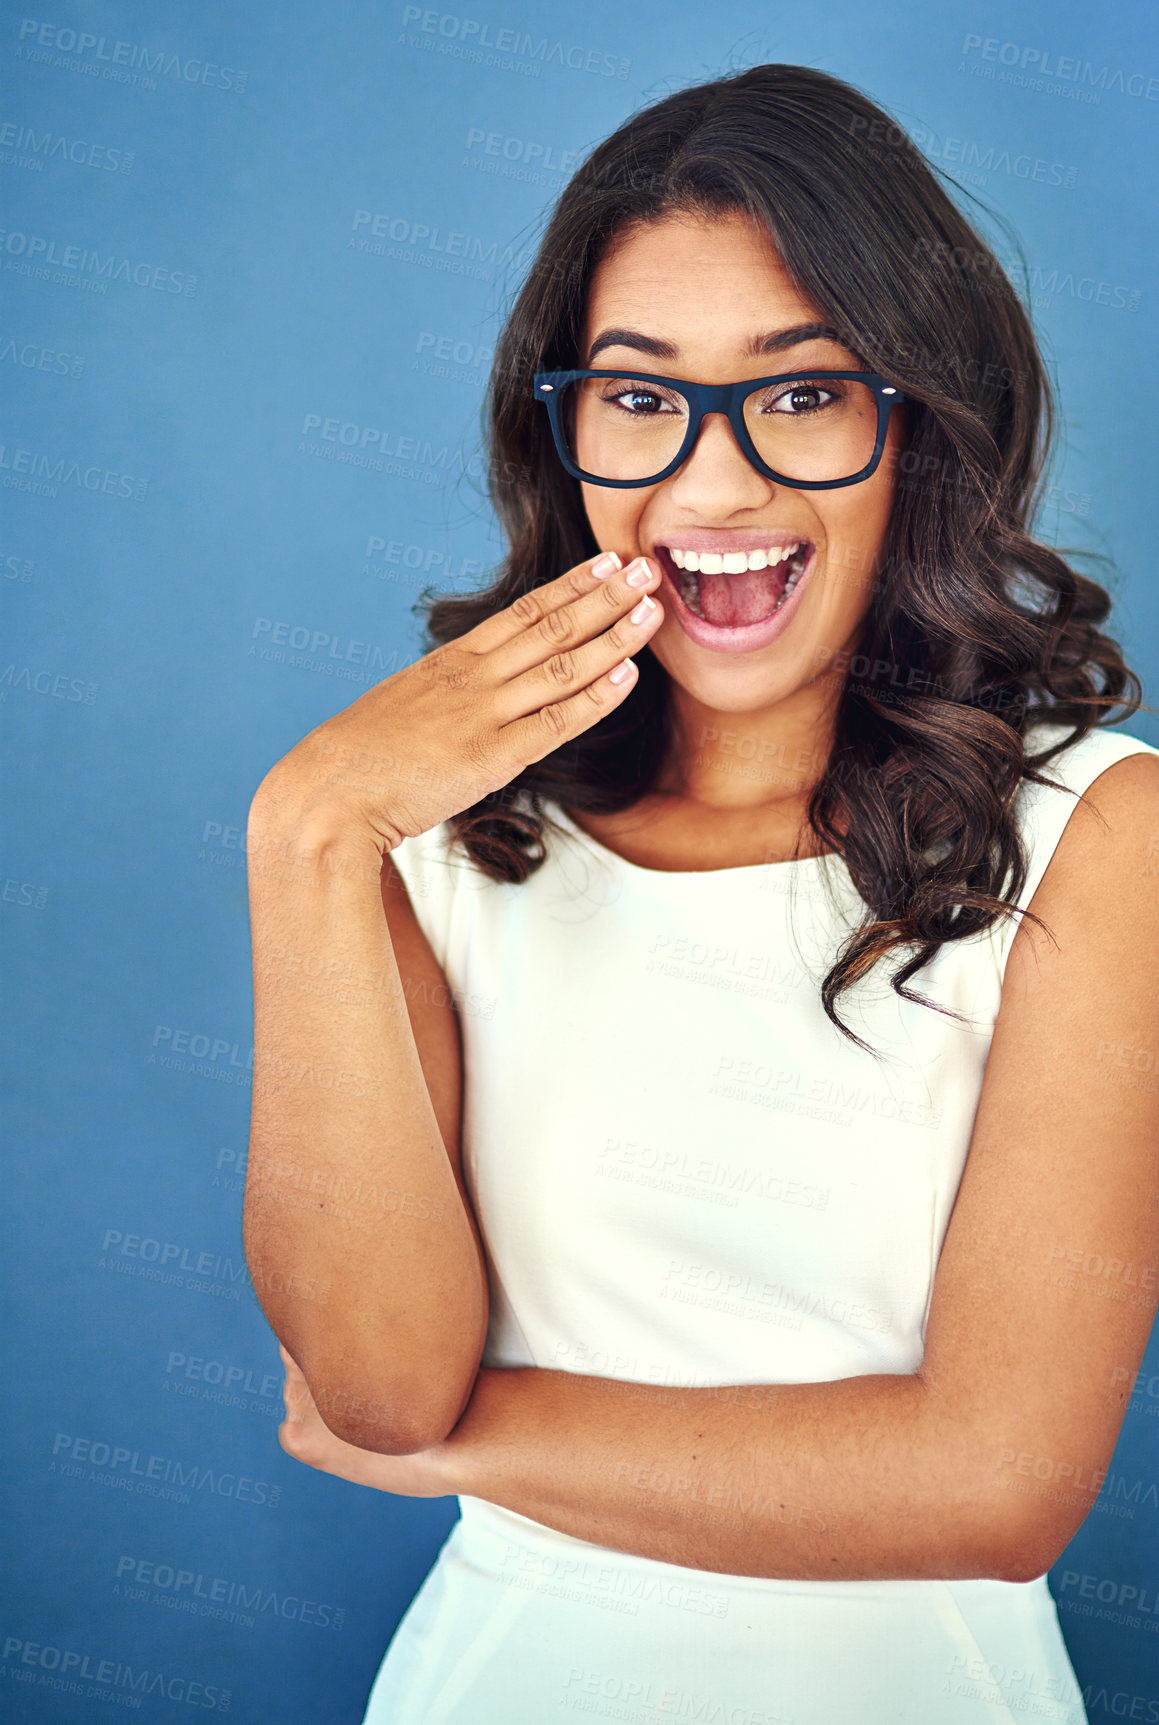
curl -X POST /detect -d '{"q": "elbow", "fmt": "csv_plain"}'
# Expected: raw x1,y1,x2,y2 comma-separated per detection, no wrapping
289,1309,487,1456
977,1506,1077,1585
327,1410,452,1457
925,1452,1078,1582
990,1528,1073,1586
315,1368,476,1456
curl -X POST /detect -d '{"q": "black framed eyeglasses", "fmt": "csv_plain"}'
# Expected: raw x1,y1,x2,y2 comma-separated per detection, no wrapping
533,369,906,490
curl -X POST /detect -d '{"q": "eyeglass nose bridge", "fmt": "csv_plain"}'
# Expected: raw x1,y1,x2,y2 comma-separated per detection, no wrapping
670,381,764,474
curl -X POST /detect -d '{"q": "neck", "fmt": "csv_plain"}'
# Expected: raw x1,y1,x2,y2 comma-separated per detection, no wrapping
656,675,842,817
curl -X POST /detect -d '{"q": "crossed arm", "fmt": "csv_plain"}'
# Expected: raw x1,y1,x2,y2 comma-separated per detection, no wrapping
279,754,1159,1584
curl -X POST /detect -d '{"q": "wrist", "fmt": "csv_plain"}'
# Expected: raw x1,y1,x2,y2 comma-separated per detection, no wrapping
437,1367,504,1499
247,772,388,890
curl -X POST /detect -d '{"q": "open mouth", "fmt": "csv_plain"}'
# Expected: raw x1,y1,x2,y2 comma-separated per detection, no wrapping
653,540,814,629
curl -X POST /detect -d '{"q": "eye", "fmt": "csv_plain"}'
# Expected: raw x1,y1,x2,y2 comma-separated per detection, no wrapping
619,391,665,414
749,378,847,417
598,381,683,415
765,381,839,415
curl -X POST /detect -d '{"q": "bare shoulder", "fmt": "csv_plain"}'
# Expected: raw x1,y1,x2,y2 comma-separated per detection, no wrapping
1007,746,1159,980
1043,743,1159,857
380,850,465,1180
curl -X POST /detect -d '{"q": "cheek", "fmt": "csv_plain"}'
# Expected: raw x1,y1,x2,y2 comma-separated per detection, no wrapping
580,486,612,547
581,482,650,552
822,468,898,592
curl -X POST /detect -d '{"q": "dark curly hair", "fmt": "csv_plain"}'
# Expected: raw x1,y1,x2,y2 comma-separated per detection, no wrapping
412,62,1145,1053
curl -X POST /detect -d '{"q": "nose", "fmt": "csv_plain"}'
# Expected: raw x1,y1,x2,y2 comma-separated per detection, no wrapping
664,409,774,510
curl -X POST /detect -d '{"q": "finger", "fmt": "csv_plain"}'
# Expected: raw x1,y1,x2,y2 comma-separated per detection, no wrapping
278,1341,305,1376
282,1376,315,1418
489,556,662,687
493,581,665,725
465,550,626,657
496,615,661,762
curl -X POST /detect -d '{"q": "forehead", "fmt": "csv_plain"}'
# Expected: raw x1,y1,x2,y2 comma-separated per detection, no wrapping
580,210,824,353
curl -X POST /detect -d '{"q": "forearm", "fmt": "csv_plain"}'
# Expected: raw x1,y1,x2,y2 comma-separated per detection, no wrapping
440,1367,1014,1581
243,789,487,1448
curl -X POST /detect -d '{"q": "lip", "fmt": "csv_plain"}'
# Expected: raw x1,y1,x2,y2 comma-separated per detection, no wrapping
652,541,817,655
652,527,809,556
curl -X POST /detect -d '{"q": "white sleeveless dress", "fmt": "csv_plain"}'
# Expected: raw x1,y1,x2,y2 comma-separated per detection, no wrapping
363,719,1157,1724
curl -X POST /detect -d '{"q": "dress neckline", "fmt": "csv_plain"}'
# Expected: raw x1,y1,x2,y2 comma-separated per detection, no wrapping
545,721,1081,882
546,801,843,879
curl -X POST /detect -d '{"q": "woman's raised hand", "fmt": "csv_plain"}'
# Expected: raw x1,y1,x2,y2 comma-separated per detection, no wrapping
253,551,663,851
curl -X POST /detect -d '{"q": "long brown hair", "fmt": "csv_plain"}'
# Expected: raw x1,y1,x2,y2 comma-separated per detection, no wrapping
415,62,1143,1052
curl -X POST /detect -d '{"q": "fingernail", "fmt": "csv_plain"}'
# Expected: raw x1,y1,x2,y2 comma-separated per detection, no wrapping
591,552,621,579
625,558,654,587
629,595,656,624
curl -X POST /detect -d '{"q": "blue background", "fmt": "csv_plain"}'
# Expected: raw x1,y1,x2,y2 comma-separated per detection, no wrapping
3,1,1158,1719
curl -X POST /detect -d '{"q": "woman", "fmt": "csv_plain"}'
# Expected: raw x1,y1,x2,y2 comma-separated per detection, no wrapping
244,64,1159,1722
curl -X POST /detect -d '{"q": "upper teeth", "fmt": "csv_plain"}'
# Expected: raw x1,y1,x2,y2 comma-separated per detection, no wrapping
669,544,801,573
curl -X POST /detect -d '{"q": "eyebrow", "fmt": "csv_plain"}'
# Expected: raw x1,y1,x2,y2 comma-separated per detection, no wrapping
585,322,849,365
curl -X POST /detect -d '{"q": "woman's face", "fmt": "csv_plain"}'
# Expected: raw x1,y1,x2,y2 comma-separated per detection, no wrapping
576,209,906,720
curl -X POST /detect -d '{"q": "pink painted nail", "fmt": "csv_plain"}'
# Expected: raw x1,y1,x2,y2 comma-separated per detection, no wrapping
625,558,654,587
591,552,621,579
629,595,656,624
608,659,635,684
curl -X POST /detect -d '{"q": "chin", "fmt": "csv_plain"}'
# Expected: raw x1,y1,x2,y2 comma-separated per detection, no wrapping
647,635,813,713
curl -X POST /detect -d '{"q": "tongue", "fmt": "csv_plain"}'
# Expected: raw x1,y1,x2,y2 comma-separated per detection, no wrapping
697,565,789,627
